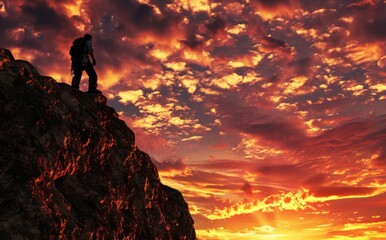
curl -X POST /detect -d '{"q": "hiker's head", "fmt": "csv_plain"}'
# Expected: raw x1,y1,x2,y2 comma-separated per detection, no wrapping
84,34,92,40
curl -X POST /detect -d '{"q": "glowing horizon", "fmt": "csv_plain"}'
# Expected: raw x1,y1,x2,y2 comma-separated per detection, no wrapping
1,0,386,239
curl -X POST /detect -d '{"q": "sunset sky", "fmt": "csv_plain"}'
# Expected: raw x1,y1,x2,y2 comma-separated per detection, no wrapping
2,0,386,239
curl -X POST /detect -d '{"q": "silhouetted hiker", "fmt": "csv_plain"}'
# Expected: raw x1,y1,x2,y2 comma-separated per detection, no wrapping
70,34,101,94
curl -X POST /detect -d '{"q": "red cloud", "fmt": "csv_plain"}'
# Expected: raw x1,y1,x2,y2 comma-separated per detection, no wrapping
303,174,327,187
257,164,302,176
190,160,252,170
348,1,386,42
241,182,253,196
252,0,300,20
153,158,187,172
212,142,231,150
207,16,226,35
313,186,378,197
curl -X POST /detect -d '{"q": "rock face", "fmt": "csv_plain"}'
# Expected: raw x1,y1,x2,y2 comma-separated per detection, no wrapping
0,49,196,240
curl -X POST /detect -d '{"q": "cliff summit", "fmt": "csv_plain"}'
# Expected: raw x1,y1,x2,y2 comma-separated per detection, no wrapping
0,48,196,240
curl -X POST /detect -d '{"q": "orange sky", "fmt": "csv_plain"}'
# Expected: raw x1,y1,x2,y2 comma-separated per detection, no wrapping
2,0,386,239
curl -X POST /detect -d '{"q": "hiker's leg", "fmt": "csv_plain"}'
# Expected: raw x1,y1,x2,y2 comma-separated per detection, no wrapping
85,62,98,91
71,61,83,89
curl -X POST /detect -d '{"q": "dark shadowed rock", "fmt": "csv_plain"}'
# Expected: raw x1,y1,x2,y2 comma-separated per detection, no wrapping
0,48,15,65
0,48,196,239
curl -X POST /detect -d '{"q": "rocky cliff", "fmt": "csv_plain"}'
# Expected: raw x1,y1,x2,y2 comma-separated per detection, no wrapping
0,48,196,240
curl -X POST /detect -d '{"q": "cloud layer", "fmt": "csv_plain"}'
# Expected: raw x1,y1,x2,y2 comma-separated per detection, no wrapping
2,0,386,238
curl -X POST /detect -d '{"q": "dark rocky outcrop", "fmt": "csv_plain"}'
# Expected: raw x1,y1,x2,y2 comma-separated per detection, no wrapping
0,48,196,239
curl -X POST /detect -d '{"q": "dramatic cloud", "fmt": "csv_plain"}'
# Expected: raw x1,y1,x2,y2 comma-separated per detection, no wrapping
3,0,386,238
312,186,378,198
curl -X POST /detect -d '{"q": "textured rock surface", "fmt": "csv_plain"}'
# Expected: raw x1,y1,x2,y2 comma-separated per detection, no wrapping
0,48,196,239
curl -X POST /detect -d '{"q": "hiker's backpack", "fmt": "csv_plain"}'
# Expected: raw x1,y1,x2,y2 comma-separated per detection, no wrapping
69,37,85,59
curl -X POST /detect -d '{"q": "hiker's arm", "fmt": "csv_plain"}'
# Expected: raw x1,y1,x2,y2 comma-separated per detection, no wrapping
90,52,96,66
87,41,96,65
